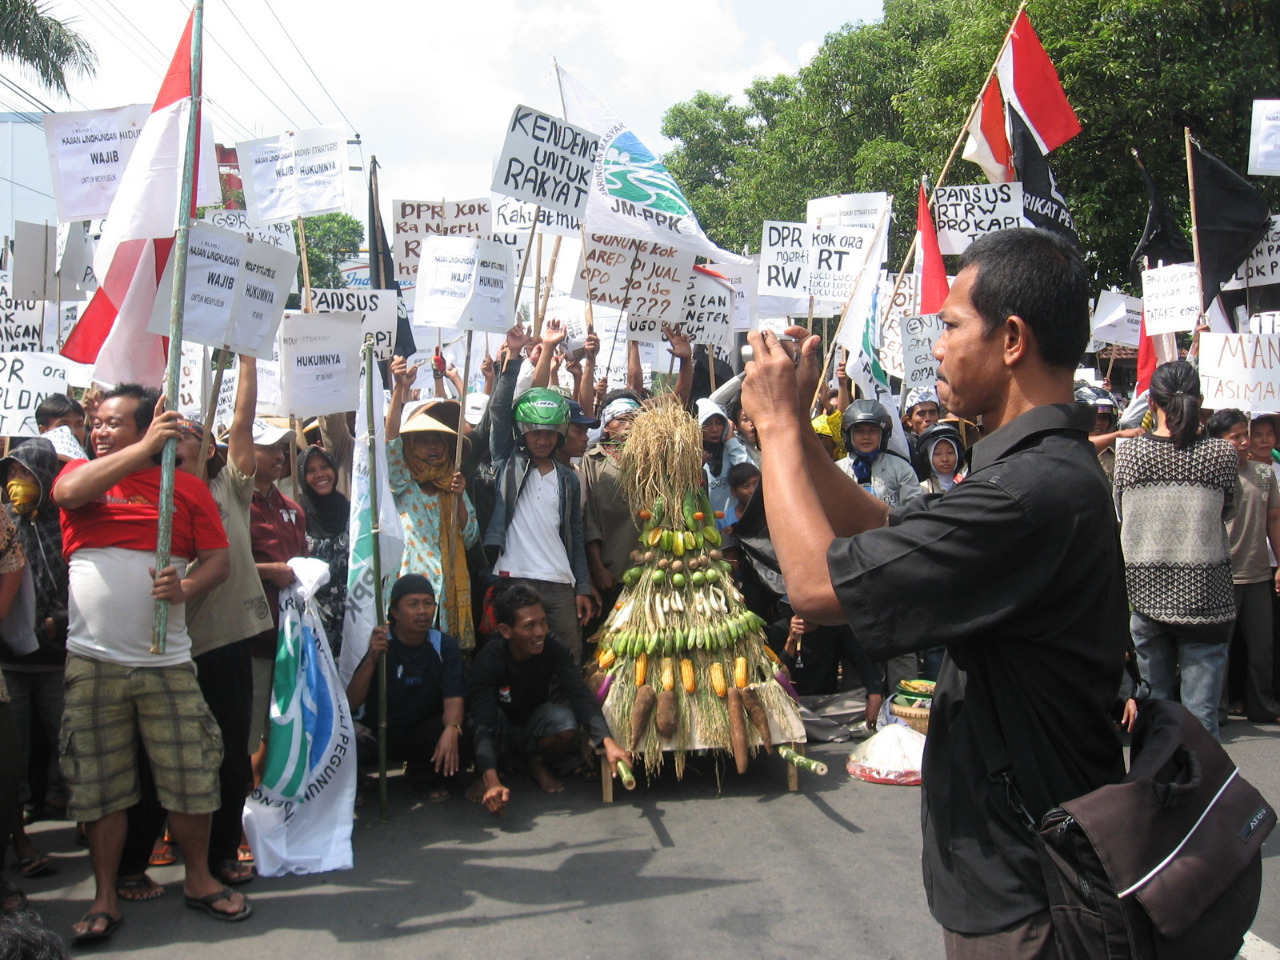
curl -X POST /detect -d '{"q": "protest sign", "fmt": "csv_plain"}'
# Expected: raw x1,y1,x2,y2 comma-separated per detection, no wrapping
256,337,283,413
310,288,398,360
412,237,514,335
146,222,297,359
177,341,208,419
392,198,492,283
1248,312,1280,335
55,223,91,300
42,104,218,223
1092,289,1143,346
933,183,1025,255
901,313,944,392
673,269,733,361
491,195,581,240
808,224,881,305
200,209,298,253
12,222,58,301
807,192,890,272
0,274,46,352
758,222,810,298
572,233,694,337
877,271,919,381
237,127,349,226
265,311,364,418
492,105,598,218
1200,333,1280,409
1142,263,1201,335
1249,100,1280,177
0,352,71,436
709,259,758,331
1223,215,1280,290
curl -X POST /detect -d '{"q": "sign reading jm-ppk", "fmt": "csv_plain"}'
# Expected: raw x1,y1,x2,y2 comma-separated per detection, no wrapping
492,105,599,220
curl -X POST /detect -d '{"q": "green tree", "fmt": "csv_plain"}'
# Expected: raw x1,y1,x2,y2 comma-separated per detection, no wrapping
662,0,1280,289
299,212,363,293
0,0,95,94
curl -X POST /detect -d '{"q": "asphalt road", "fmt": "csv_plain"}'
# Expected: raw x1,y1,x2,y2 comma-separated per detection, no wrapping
19,719,1280,960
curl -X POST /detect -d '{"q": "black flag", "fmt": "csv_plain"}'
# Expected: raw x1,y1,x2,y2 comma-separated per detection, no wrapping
368,157,416,358
1189,136,1270,311
1010,109,1078,245
1129,161,1193,288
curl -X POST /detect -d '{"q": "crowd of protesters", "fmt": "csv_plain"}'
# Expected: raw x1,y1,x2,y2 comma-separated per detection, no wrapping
0,231,1278,951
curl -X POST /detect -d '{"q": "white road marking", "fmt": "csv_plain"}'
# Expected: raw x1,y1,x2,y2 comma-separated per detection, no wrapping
1242,932,1280,960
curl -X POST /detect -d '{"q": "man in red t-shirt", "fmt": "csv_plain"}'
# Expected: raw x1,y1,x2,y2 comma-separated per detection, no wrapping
53,384,250,941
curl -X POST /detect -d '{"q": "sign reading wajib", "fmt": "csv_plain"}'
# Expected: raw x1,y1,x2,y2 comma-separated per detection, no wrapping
1200,333,1280,410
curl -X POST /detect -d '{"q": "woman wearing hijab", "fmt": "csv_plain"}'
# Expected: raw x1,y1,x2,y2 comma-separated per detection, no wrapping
914,423,966,494
296,446,350,657
387,359,479,652
695,398,753,517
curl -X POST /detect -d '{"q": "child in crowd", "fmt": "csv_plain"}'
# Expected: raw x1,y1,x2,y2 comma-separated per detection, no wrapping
836,400,922,507
914,422,966,494
717,461,760,577
696,398,754,517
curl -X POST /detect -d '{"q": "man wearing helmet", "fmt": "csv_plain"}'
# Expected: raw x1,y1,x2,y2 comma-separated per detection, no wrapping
741,228,1127,957
835,399,923,508
485,385,595,662
1076,382,1143,484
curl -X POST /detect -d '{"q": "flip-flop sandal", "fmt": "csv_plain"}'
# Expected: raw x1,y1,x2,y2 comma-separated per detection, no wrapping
117,874,166,901
237,844,255,864
217,861,256,886
71,911,122,942
149,841,176,866
17,855,54,879
184,886,252,922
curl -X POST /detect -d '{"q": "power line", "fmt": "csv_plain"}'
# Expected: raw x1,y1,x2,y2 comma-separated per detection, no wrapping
0,74,55,113
261,0,358,136
223,0,322,126
0,173,53,198
199,19,300,129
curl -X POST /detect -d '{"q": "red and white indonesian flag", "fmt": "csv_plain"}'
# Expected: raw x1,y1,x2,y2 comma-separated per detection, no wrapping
962,10,1081,185
61,12,217,387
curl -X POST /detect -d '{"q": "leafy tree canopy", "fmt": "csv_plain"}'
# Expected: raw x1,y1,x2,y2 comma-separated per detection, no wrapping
662,0,1280,290
0,0,95,94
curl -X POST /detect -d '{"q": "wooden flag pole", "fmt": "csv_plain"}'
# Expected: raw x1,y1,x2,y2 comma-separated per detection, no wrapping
151,0,203,655
538,234,562,330
879,0,1028,347
198,347,229,483
809,204,893,416
514,208,542,325
534,232,544,338
1184,127,1208,360
296,216,314,313
361,339,391,823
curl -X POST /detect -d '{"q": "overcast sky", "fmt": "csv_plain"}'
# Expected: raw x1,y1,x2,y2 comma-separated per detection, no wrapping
12,0,882,220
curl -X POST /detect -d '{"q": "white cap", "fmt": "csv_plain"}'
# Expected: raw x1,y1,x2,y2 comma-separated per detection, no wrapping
464,392,490,426
251,418,295,446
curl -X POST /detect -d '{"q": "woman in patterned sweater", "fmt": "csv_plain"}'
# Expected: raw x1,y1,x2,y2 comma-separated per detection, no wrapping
1113,360,1240,740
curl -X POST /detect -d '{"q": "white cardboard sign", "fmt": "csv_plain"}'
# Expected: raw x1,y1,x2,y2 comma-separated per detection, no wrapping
146,222,297,359
1091,289,1143,347
491,105,598,218
758,221,810,299
310,288,398,361
490,195,581,240
1141,263,1201,335
12,222,59,301
933,183,1025,255
901,313,944,392
238,126,349,226
42,104,150,223
411,237,514,335
0,352,71,437
808,224,881,305
572,233,694,335
1200,333,1280,410
0,274,46,352
1223,215,1280,290
709,260,758,331
265,311,364,418
1248,100,1280,177
806,192,890,274
392,198,493,283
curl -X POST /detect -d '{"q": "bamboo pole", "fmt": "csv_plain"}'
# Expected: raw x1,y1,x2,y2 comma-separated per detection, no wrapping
1184,128,1208,360
362,339,390,824
151,0,203,655
198,347,228,483
514,207,542,324
296,216,314,313
534,232,543,337
878,0,1029,359
809,204,893,415
538,235,562,329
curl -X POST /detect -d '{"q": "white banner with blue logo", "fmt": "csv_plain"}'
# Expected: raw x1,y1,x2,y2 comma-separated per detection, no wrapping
243,557,356,876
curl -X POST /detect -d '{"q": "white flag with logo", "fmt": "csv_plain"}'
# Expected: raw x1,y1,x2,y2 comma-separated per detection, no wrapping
338,355,405,686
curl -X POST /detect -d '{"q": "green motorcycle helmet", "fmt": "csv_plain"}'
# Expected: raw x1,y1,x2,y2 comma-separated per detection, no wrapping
512,387,570,449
